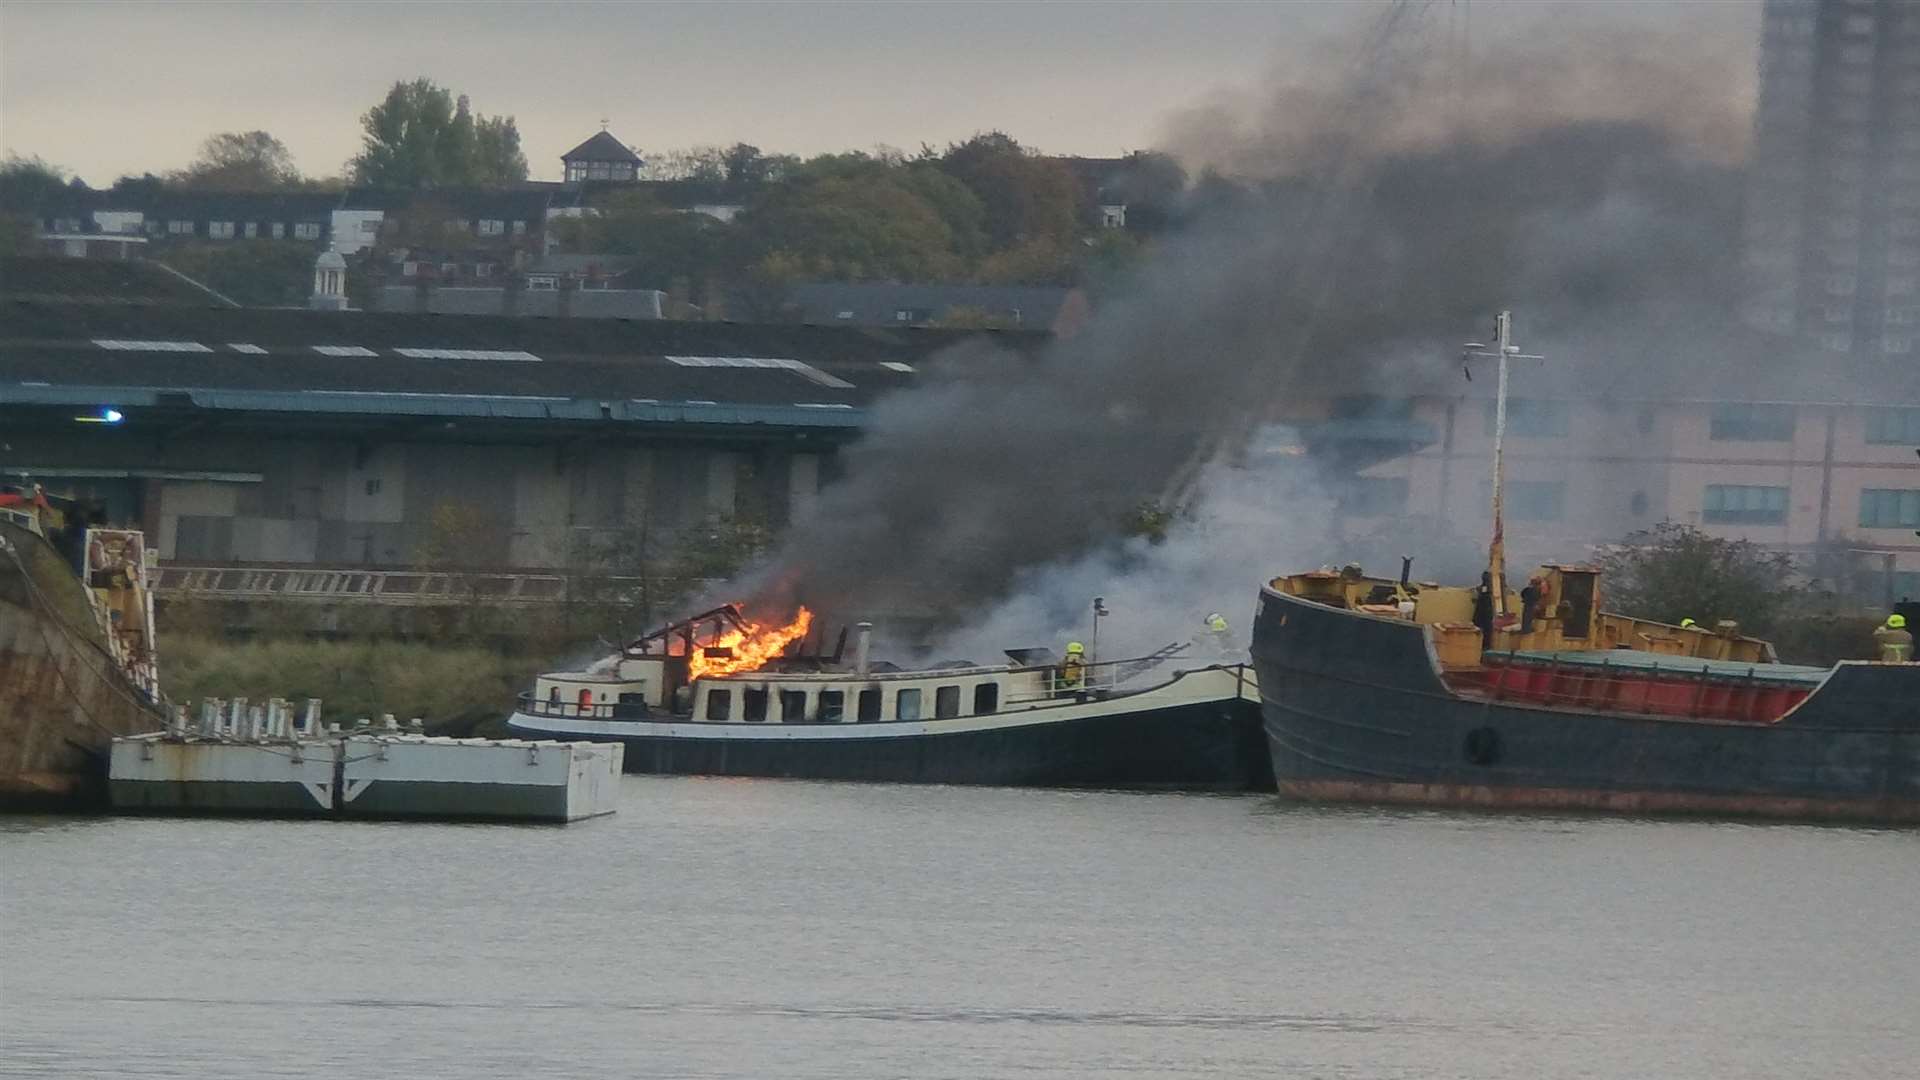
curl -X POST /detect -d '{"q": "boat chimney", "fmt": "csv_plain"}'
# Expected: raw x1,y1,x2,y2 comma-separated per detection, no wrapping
1400,556,1414,588
853,621,873,674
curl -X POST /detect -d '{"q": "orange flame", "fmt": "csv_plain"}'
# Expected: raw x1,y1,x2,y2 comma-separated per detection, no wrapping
687,606,814,681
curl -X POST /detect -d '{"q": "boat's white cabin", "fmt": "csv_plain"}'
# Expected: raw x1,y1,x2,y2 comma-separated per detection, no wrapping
532,659,1063,724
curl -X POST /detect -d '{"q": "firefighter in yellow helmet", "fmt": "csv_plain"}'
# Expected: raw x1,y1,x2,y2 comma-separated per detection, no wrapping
1058,641,1087,693
1199,612,1234,658
1874,614,1913,663
1679,618,1698,630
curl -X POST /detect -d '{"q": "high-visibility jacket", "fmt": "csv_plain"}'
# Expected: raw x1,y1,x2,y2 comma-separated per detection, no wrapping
1875,626,1914,663
1058,655,1085,689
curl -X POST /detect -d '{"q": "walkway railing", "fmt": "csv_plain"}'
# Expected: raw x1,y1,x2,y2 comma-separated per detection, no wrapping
153,564,708,607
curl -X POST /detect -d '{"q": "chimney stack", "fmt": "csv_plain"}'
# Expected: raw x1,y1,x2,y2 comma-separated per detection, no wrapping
853,622,873,675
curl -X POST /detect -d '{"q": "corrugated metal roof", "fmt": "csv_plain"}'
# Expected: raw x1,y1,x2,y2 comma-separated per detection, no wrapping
0,382,868,428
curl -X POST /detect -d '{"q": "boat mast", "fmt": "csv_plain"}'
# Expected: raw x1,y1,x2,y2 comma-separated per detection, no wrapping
1462,311,1543,618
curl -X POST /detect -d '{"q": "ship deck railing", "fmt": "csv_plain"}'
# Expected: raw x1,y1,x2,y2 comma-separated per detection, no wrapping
1447,648,1830,725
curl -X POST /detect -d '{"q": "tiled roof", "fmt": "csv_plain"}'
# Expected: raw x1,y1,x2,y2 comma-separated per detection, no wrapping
561,131,642,164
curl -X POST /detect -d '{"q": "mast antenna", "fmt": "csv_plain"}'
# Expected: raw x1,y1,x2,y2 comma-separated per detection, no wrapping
1461,311,1546,620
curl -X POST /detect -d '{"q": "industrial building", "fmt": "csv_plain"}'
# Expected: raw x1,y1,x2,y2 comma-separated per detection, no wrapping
1743,0,1920,358
0,259,1037,574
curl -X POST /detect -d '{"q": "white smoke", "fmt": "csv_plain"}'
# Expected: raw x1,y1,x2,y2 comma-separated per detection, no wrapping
922,448,1338,665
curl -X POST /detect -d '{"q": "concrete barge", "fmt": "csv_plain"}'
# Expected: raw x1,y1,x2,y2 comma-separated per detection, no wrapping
109,701,620,823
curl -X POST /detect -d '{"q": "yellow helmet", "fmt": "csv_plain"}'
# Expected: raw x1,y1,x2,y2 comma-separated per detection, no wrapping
1891,614,1909,629
1065,641,1085,654
1679,618,1697,629
1206,613,1228,631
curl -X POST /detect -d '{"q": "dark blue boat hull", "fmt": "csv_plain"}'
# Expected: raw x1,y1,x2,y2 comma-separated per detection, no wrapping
1251,586,1920,822
510,697,1274,791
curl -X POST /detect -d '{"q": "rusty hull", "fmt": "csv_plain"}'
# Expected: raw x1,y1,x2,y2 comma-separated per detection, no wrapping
1,521,164,810
1278,779,1920,824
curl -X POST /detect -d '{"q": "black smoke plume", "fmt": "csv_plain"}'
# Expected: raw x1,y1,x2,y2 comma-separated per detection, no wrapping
737,4,1768,640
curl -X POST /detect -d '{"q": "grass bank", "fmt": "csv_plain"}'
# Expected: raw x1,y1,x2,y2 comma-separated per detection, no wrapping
159,636,556,736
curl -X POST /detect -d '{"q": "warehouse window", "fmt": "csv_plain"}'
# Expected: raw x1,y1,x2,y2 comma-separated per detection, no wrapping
1865,407,1920,444
1484,398,1568,438
1710,403,1796,441
1860,489,1920,528
1703,485,1789,524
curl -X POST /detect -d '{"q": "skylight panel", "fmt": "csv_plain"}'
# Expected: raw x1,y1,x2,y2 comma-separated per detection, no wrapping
93,339,212,353
394,348,542,362
664,354,853,389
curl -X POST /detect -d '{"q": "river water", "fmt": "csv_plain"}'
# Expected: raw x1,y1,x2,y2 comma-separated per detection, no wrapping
3,779,1916,1079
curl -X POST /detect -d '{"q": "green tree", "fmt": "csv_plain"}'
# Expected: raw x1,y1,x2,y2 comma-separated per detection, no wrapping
975,236,1076,285
552,189,730,292
176,130,302,190
736,173,963,281
1100,150,1187,229
349,79,527,188
473,113,528,186
641,145,728,182
720,142,794,183
0,153,72,213
897,165,988,259
1594,522,1806,637
938,132,1084,249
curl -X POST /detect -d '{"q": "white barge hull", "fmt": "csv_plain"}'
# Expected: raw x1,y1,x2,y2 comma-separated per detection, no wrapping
108,735,621,823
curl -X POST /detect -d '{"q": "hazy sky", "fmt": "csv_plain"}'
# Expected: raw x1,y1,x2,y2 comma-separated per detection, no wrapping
2,1,1756,187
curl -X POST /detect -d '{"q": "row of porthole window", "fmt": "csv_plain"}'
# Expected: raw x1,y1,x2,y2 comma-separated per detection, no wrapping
706,683,1001,724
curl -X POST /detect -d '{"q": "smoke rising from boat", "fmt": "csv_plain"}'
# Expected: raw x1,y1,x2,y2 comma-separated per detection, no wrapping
735,3,1770,651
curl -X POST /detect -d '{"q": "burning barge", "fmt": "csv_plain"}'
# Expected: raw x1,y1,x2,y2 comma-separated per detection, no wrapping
507,606,1272,790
